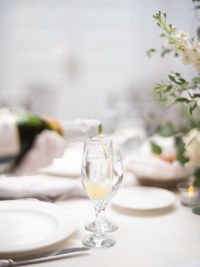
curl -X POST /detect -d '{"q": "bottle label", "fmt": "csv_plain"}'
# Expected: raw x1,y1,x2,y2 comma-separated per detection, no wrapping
0,112,20,157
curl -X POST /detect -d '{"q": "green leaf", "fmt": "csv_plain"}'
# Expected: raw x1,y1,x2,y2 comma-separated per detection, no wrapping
174,136,189,165
194,168,200,188
168,75,177,83
192,76,200,84
164,85,172,92
160,33,166,38
175,98,191,103
161,48,171,57
192,94,200,98
168,75,184,85
159,123,175,137
197,27,200,40
98,124,103,134
189,103,197,115
151,141,162,154
179,78,187,84
146,48,156,58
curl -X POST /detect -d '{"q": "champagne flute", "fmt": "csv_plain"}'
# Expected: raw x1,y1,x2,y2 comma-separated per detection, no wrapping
85,150,123,232
81,137,115,248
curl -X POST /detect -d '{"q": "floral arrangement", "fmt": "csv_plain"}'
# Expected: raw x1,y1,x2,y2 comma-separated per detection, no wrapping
147,6,200,187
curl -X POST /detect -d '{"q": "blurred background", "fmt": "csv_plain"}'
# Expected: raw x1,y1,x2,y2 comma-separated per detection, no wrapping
0,0,198,134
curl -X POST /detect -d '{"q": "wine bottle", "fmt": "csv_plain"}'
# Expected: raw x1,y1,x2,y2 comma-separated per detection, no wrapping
0,108,102,174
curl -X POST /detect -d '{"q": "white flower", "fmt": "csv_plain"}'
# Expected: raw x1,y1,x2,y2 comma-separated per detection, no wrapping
171,25,176,33
184,129,200,168
176,30,190,41
163,30,200,73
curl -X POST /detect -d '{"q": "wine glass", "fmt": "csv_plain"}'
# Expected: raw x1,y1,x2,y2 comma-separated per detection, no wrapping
81,137,115,248
85,150,123,232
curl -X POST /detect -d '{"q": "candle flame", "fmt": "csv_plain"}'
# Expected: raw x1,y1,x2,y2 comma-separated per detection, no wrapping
188,185,194,197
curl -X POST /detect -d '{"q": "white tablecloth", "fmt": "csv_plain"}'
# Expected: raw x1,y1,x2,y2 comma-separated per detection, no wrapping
25,195,200,267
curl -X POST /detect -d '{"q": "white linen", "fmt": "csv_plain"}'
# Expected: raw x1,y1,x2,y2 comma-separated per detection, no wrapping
0,174,86,201
30,197,200,267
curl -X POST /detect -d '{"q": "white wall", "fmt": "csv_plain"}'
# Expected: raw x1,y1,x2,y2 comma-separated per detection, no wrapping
0,0,198,125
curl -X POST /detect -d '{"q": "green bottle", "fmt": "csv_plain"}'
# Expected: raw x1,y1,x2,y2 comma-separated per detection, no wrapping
0,108,102,174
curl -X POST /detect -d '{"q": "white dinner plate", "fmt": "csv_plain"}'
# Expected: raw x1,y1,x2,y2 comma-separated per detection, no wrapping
41,146,83,177
112,186,175,210
0,200,77,258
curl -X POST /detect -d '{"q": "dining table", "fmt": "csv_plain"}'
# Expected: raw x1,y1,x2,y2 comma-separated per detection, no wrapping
20,181,200,267
0,141,200,267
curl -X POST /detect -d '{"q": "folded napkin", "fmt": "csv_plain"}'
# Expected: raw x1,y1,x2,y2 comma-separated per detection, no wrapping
124,154,188,180
0,174,87,202
13,130,65,176
123,135,190,181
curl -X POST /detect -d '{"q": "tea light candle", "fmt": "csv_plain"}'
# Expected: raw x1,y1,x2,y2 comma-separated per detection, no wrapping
177,182,200,206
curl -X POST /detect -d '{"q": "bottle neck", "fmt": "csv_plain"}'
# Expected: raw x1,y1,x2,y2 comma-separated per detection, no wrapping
44,117,64,136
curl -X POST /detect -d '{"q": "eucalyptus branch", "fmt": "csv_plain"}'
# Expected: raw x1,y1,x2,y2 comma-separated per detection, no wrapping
146,12,177,58
151,72,200,114
147,7,200,178
193,0,200,22
147,11,200,73
153,11,176,36
146,46,173,58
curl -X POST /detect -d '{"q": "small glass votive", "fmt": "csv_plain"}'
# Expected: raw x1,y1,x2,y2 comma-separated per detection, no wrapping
177,182,200,207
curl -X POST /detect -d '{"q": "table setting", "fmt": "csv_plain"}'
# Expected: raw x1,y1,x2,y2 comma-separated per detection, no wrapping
1,6,200,267
0,131,199,267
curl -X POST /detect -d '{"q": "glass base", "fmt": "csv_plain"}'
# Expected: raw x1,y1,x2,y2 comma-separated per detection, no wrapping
82,233,115,248
85,219,118,233
181,201,199,207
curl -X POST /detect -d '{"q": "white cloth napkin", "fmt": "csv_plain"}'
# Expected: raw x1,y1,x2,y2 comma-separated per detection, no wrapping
13,130,65,176
0,174,87,201
60,119,100,142
123,135,190,181
124,154,188,180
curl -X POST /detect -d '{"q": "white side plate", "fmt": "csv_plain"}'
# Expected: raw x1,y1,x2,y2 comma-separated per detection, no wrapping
112,186,175,210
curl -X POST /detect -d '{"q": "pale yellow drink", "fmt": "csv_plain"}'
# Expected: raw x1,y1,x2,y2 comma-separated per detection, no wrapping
84,135,112,200
84,181,111,200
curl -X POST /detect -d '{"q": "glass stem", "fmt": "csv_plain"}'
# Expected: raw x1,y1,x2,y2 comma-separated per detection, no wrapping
94,200,109,233
100,207,107,222
94,207,103,236
101,199,109,220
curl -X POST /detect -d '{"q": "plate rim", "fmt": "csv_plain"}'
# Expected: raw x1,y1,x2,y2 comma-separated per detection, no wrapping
112,186,175,211
0,200,77,255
